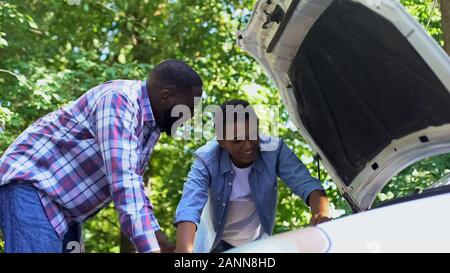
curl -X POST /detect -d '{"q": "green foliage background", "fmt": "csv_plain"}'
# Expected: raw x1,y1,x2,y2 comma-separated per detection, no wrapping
0,0,449,252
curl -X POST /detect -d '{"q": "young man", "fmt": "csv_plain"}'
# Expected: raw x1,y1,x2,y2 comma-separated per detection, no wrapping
174,100,330,253
0,60,203,253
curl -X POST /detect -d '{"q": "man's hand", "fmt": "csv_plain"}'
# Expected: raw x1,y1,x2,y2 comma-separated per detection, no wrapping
308,190,331,226
174,247,193,253
309,214,331,226
155,230,176,253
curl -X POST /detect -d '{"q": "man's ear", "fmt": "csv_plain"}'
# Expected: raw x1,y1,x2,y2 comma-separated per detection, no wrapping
159,89,170,104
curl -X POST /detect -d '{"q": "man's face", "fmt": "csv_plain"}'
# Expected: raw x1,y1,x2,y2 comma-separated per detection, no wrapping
218,120,259,168
159,86,202,135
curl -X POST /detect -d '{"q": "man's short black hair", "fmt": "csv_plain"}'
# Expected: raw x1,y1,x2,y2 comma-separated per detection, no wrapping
218,99,251,122
148,59,202,92
215,99,259,140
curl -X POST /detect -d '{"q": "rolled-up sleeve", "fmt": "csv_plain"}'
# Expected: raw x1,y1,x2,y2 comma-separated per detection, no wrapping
276,140,324,205
174,157,210,228
95,92,159,253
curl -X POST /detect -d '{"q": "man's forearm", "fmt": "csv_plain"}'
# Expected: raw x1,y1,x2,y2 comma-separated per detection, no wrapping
155,229,175,253
175,221,197,253
309,190,329,215
308,190,330,225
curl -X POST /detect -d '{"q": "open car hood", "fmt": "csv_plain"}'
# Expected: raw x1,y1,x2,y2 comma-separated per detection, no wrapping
237,0,450,211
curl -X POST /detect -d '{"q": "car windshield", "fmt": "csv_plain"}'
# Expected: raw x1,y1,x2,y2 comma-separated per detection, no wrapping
428,172,450,189
374,172,450,209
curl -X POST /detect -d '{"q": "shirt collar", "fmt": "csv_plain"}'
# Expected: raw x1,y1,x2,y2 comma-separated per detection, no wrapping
140,80,158,128
219,149,232,174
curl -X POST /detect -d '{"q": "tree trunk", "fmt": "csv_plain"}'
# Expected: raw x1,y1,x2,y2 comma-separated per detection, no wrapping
441,0,450,55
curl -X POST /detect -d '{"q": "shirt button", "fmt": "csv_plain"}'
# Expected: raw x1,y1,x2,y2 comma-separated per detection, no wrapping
217,196,221,200
228,182,232,186
222,203,226,207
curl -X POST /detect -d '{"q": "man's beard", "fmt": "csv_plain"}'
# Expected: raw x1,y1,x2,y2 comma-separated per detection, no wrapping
158,105,182,136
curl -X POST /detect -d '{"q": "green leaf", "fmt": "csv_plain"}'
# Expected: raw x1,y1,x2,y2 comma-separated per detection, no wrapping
118,52,126,64
26,16,38,29
0,37,7,47
17,75,28,86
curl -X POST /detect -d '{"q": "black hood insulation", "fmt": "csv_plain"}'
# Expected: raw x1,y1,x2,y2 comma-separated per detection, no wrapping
288,0,450,185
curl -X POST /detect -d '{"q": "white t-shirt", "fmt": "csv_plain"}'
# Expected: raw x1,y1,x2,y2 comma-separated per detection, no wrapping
222,162,262,247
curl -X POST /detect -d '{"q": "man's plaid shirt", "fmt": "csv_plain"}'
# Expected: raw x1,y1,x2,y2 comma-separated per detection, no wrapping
0,80,162,252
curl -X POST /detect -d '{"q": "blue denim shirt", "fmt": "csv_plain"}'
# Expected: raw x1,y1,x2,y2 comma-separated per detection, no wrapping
174,135,324,252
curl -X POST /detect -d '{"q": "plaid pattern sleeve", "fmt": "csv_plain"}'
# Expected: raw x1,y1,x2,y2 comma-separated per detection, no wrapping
95,91,160,253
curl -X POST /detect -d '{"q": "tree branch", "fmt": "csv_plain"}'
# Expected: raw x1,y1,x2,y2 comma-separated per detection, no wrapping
440,0,450,55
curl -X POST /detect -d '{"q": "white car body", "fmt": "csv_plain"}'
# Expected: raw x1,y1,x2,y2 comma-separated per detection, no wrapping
228,190,450,252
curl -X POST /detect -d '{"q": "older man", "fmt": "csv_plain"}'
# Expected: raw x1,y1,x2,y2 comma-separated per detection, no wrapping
0,60,202,253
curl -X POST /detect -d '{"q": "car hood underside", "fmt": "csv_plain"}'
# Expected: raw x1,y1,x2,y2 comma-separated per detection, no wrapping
238,0,450,210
